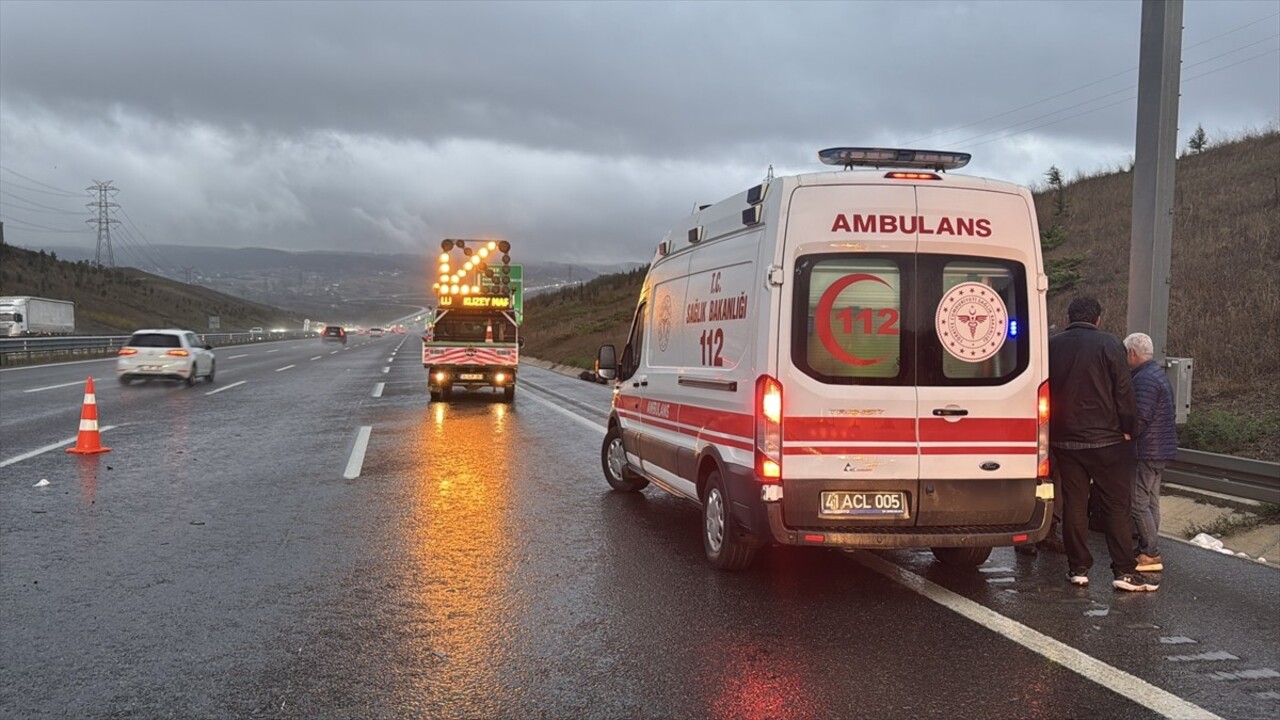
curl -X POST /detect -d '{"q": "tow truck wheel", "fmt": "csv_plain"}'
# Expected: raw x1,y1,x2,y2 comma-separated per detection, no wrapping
702,470,757,571
930,546,993,567
602,424,647,492
429,389,441,402
502,385,515,403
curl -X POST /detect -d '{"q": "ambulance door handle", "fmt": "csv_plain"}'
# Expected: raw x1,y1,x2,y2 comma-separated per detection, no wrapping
633,375,648,388
932,408,969,417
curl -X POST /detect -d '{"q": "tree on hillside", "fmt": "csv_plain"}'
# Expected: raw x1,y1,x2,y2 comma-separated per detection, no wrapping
1045,165,1068,217
1187,124,1209,155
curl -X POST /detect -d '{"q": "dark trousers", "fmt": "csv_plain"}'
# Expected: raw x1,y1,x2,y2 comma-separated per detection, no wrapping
1056,442,1137,575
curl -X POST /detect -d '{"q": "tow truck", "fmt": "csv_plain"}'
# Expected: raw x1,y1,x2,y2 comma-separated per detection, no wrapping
422,239,523,403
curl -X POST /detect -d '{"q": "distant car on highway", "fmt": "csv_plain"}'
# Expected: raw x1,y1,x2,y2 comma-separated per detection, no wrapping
369,327,384,337
117,329,216,386
249,326,264,335
321,325,347,344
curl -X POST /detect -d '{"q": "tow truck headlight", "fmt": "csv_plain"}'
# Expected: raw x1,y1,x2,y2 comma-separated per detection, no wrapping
494,372,507,383
434,371,447,383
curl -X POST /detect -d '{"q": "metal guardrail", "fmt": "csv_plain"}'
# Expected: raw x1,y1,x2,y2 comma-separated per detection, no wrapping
0,332,316,366
1167,449,1280,505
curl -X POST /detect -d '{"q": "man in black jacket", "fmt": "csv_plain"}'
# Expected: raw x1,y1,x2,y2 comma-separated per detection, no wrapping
1049,296,1159,592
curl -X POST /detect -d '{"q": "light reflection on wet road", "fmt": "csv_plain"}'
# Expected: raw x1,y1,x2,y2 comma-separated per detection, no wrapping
0,351,1275,719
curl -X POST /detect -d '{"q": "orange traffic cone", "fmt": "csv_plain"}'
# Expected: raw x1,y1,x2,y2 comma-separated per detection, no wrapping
485,322,494,343
67,377,111,455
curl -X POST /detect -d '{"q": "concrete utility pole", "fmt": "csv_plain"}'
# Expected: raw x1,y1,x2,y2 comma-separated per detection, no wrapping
86,180,120,268
1126,0,1183,363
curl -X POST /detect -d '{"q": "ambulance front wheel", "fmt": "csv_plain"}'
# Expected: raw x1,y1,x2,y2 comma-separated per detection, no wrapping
702,470,758,571
602,425,648,492
931,546,993,567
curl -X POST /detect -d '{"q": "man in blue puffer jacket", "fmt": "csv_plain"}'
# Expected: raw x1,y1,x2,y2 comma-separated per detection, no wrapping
1124,332,1178,572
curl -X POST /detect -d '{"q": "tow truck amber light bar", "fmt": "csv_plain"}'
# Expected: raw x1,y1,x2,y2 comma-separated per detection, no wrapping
818,147,971,171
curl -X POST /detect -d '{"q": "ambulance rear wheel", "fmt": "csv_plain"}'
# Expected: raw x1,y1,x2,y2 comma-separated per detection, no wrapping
931,546,993,567
702,470,757,571
602,424,647,492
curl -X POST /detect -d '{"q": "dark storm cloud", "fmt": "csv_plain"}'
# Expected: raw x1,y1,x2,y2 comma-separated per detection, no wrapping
1,1,1276,260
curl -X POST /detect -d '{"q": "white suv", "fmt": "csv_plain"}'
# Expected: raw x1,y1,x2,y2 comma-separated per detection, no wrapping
117,329,216,386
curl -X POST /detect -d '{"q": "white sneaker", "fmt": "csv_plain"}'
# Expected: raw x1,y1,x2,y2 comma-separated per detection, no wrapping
1068,568,1089,586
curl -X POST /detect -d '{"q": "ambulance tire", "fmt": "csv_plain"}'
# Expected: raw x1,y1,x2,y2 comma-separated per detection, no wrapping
701,470,757,571
602,425,647,492
930,546,993,567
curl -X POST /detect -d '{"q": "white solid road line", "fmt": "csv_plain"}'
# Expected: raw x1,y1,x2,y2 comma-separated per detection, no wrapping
23,380,86,394
310,355,322,361
850,552,1222,720
343,426,373,479
372,382,385,398
0,357,115,373
228,354,249,359
275,365,296,372
0,425,119,468
381,367,390,374
522,390,606,435
532,383,1221,720
205,380,246,396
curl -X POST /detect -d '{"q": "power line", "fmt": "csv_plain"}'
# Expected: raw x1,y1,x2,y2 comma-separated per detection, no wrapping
0,165,83,197
905,13,1279,148
0,189,86,215
954,46,1278,152
0,214,89,234
118,206,176,272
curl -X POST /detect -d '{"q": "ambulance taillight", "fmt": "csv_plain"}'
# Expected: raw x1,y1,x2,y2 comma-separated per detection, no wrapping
1037,380,1051,479
755,375,783,483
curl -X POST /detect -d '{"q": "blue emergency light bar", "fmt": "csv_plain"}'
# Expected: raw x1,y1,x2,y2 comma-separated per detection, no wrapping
819,147,971,172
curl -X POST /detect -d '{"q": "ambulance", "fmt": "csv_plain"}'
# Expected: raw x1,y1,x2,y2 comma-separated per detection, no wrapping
596,148,1054,570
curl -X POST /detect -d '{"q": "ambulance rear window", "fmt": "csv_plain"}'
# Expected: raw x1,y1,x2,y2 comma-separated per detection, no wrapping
793,256,905,383
792,254,1029,386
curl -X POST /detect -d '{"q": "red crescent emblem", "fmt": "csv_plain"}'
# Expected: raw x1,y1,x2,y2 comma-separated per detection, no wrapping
815,273,891,367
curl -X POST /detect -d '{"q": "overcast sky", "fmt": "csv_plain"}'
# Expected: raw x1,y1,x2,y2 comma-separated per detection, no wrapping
1,0,1276,265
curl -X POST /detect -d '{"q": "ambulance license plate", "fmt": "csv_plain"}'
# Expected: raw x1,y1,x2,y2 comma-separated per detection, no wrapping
459,373,484,381
820,491,906,517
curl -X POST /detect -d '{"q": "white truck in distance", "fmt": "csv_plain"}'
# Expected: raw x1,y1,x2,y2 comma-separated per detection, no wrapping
0,296,76,337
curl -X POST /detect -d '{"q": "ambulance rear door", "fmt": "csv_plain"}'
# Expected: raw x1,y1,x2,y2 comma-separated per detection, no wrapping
913,186,1042,527
778,183,921,529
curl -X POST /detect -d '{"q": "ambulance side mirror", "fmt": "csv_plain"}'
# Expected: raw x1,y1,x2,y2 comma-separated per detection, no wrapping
597,344,617,381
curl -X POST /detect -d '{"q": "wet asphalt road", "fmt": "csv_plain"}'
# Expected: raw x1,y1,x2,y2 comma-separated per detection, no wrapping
0,339,1277,719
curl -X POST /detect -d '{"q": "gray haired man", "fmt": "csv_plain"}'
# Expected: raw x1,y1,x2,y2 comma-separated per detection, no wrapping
1123,332,1178,572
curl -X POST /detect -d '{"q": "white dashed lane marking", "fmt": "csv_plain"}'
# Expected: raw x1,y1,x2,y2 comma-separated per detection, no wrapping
205,380,246,396
275,365,295,372
0,426,119,468
23,381,85,394
228,354,249,359
372,383,384,398
343,426,373,479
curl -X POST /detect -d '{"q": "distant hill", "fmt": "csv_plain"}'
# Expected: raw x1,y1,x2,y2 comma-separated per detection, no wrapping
0,243,303,334
24,243,641,327
522,129,1280,461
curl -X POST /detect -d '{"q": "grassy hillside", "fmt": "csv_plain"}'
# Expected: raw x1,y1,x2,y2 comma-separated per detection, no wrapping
0,243,303,333
522,129,1280,460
